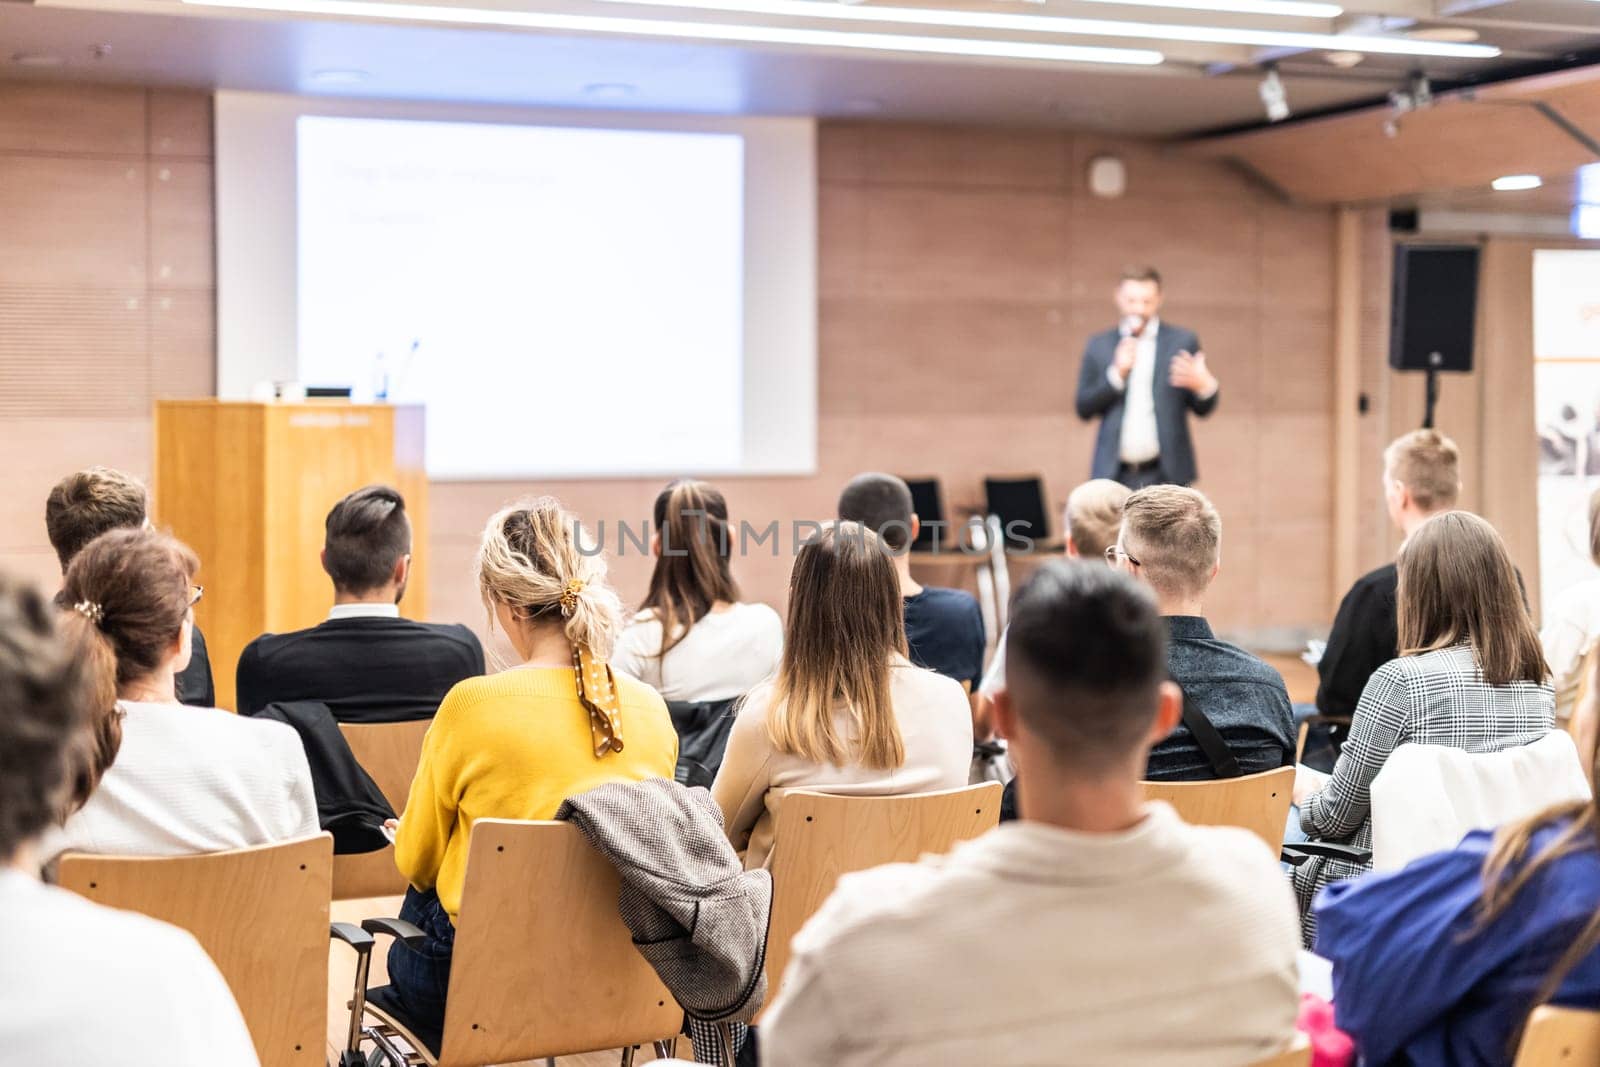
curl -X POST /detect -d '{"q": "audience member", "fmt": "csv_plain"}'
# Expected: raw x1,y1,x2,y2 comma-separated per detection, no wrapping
760,561,1301,1065
235,485,483,721
0,572,260,1065
613,479,782,701
45,467,215,706
1293,511,1554,943
837,473,985,692
1542,486,1600,722
385,499,678,1048
40,528,318,864
1316,429,1460,723
1315,777,1600,1064
711,522,973,869
1110,485,1295,779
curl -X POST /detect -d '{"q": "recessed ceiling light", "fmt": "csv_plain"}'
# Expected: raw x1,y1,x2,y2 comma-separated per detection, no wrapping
1324,50,1364,67
11,53,65,67
583,82,637,99
1406,26,1480,43
310,69,369,84
1491,174,1543,191
179,0,1167,65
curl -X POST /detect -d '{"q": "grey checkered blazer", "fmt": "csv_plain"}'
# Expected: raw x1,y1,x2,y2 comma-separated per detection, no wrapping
1294,642,1553,945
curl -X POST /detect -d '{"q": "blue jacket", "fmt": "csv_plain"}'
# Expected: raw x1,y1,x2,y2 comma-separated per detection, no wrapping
1074,322,1217,486
1314,823,1600,1066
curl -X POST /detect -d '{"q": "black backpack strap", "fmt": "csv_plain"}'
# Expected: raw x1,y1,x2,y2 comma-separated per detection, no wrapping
1181,699,1241,779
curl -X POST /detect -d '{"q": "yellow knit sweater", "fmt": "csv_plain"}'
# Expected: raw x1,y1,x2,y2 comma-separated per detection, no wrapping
393,665,678,920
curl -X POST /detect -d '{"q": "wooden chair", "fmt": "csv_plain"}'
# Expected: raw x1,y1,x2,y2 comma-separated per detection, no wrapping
348,819,682,1067
1250,1034,1312,1067
1514,1005,1600,1065
762,783,1003,1016
59,833,334,1067
333,718,431,899
1143,766,1296,852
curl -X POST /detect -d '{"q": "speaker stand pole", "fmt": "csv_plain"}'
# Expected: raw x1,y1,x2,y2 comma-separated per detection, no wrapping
1422,350,1442,430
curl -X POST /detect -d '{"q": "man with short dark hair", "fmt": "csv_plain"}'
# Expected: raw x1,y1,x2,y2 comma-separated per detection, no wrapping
235,485,483,721
837,472,984,692
1075,266,1220,489
44,467,215,707
760,561,1300,1066
1111,485,1295,780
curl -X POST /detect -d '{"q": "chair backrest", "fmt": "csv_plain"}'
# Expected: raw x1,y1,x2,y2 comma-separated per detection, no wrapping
900,477,945,552
1142,767,1296,852
984,475,1052,548
1370,733,1592,871
333,717,431,899
763,783,1003,1014
1514,1006,1600,1065
437,819,681,1066
1249,1034,1312,1067
59,833,333,1067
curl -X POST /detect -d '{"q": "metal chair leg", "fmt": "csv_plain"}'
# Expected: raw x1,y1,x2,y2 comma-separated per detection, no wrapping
653,1038,677,1059
619,1045,637,1067
719,1022,736,1067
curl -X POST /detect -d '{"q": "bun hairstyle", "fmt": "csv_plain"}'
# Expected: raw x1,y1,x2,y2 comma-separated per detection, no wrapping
477,498,624,661
61,527,198,690
640,479,739,658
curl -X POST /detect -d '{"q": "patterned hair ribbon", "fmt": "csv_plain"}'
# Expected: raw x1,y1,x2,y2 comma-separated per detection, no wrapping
573,643,624,758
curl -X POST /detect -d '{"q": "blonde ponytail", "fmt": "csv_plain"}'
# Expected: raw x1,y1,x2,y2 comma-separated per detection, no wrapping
477,498,624,660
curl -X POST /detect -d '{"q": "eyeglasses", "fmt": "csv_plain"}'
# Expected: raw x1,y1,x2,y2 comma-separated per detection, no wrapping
188,584,204,607
1105,545,1141,568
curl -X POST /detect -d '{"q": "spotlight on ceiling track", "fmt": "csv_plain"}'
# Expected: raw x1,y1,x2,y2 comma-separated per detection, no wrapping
1259,64,1290,123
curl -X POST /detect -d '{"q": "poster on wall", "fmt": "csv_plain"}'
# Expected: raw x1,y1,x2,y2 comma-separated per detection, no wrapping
1533,249,1600,620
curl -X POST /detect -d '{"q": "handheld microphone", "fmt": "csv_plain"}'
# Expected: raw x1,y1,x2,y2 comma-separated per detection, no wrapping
1120,314,1146,339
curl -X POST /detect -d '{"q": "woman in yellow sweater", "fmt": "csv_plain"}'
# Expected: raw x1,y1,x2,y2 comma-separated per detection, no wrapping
386,498,678,1045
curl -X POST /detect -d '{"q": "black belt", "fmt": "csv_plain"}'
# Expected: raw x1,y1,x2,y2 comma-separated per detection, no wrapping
1119,458,1161,473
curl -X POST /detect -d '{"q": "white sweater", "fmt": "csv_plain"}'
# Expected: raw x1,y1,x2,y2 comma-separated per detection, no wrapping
41,701,319,864
0,869,259,1065
761,804,1302,1067
613,602,783,702
711,656,973,869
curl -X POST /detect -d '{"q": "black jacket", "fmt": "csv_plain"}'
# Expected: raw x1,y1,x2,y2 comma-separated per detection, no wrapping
1074,321,1217,486
249,700,394,854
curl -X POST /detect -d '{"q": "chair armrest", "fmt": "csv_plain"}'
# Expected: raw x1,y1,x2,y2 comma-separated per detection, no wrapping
1281,843,1373,867
361,917,426,949
330,921,375,954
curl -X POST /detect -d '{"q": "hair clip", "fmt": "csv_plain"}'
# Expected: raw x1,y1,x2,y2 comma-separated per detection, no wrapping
74,600,104,625
559,578,585,617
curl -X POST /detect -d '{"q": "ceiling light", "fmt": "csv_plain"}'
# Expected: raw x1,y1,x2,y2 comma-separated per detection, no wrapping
1491,174,1542,191
1324,50,1363,67
179,0,1168,64
1073,0,1342,18
583,81,637,98
1406,26,1480,43
571,0,1501,58
310,68,369,83
844,97,884,113
10,53,65,67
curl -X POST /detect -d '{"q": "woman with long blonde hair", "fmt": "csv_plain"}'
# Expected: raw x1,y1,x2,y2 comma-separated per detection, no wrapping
613,479,782,702
1314,732,1600,1064
386,498,678,1047
1291,511,1553,944
711,522,972,869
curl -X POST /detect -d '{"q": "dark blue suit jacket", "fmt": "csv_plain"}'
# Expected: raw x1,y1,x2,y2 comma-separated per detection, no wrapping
1074,321,1218,486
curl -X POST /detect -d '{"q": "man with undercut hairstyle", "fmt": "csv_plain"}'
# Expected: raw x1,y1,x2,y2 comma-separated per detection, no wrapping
236,485,483,722
45,466,215,707
760,561,1300,1066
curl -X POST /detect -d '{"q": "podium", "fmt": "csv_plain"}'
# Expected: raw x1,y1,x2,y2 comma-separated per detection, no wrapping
153,401,429,711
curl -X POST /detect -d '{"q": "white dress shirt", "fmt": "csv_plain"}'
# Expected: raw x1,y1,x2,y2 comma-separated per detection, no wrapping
1109,316,1162,464
761,803,1302,1067
0,869,260,1066
327,601,401,620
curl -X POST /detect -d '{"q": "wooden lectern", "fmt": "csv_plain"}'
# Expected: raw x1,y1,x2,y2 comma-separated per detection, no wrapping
153,401,429,711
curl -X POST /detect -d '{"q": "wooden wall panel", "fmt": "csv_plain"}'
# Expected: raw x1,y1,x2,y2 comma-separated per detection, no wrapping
0,84,146,156
150,161,215,288
0,157,146,287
